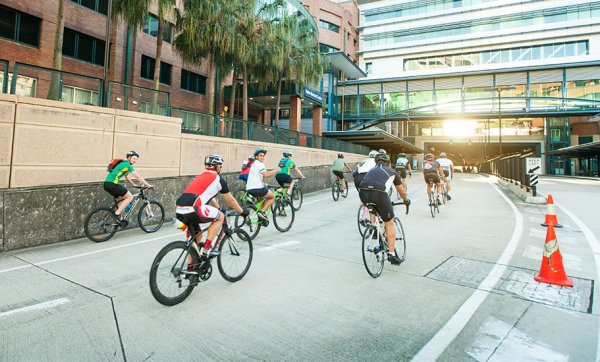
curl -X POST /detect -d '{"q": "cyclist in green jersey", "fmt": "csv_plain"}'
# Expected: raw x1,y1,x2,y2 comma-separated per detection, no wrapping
275,150,305,196
332,153,353,192
103,151,153,225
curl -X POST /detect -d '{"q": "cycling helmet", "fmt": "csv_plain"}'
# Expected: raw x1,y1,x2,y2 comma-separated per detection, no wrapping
248,155,256,161
368,150,378,158
378,149,387,155
440,152,447,158
425,153,434,160
375,153,390,164
398,153,406,158
126,151,140,158
204,154,224,167
283,150,293,157
254,148,267,156
338,153,344,158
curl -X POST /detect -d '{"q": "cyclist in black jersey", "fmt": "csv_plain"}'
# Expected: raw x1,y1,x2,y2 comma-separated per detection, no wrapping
358,152,410,265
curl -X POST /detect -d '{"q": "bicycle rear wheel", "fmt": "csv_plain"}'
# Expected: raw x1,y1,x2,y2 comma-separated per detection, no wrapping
429,191,436,218
341,183,349,198
441,185,448,204
234,204,261,240
217,229,253,282
84,207,118,242
332,181,340,201
138,200,165,233
291,187,303,211
357,204,370,237
149,241,198,306
392,217,406,262
362,226,385,278
272,200,295,232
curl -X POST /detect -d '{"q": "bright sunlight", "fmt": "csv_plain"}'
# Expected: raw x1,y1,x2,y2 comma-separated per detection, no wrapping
443,120,477,136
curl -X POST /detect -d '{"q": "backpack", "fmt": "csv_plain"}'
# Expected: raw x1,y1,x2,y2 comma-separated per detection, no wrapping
239,159,254,180
241,159,254,171
107,159,125,172
278,158,289,169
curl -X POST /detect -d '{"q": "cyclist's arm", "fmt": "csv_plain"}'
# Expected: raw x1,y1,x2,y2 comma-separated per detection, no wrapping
450,162,454,177
393,174,408,200
294,167,305,179
261,168,280,178
209,198,220,209
437,166,446,181
130,171,153,188
344,163,353,172
222,192,244,214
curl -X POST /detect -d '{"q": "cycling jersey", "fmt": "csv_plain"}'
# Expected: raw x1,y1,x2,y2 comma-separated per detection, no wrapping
277,158,296,175
359,164,401,193
356,158,376,174
105,161,134,184
332,159,346,172
395,157,409,169
423,160,441,175
437,158,453,172
176,171,229,209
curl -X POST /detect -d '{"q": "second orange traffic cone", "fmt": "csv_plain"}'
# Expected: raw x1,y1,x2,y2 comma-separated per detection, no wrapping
541,194,562,228
534,224,573,287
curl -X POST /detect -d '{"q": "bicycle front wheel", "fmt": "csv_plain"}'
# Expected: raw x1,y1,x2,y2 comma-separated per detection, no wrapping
149,241,198,306
138,200,165,233
217,229,253,282
429,190,436,218
357,204,370,237
272,200,295,232
234,204,261,240
332,182,340,201
291,187,303,211
393,217,406,262
84,207,118,242
362,226,385,278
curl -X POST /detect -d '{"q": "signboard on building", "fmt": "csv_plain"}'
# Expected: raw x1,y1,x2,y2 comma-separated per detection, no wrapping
304,87,323,104
526,157,542,175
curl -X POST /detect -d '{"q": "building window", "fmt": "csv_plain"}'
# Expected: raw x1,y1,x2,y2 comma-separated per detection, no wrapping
319,43,339,54
143,13,174,43
0,72,36,96
62,28,106,66
366,62,373,74
0,5,41,47
579,136,593,144
70,0,108,15
139,101,167,115
181,69,206,94
141,55,172,85
62,85,99,105
319,19,340,33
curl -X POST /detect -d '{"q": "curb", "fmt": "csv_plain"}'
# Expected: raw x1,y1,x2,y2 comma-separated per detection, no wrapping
498,179,546,204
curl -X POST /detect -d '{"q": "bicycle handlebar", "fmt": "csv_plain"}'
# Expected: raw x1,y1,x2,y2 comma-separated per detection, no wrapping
392,200,410,215
133,185,153,189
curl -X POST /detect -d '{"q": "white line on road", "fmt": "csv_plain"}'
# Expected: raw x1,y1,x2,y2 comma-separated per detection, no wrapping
0,232,181,274
259,240,301,252
412,177,524,362
0,298,70,319
303,196,334,205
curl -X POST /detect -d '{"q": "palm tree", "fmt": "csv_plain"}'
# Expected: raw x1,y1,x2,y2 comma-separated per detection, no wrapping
48,0,65,101
150,0,176,114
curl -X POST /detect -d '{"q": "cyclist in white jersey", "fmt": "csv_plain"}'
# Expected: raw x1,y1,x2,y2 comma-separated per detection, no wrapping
352,150,378,190
436,152,454,200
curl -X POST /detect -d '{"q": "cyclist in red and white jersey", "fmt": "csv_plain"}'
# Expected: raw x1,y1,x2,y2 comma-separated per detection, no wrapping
176,154,249,256
423,153,446,205
436,152,454,200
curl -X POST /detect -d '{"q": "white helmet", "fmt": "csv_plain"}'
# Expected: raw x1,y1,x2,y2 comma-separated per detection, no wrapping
368,150,378,158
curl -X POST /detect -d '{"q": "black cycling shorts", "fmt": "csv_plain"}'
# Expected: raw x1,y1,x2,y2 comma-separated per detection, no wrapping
443,170,450,178
275,174,293,187
103,182,128,198
248,187,269,198
396,169,407,179
353,173,365,189
333,170,345,179
424,172,441,184
358,189,394,222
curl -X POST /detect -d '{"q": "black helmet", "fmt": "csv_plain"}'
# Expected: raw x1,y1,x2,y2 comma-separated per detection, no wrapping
375,153,390,164
398,153,406,158
126,151,140,158
204,154,224,167
338,153,344,158
254,148,267,156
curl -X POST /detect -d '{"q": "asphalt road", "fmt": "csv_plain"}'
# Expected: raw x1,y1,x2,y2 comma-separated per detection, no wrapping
1,173,599,361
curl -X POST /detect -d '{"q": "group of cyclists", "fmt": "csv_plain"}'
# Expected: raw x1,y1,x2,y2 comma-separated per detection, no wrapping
104,147,453,265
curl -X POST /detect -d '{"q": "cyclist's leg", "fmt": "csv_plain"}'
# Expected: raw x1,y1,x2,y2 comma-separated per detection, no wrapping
424,175,432,199
261,188,275,212
104,182,131,216
195,205,223,252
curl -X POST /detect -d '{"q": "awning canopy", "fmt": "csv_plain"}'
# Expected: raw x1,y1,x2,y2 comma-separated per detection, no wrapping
323,128,424,154
545,141,600,158
323,52,366,79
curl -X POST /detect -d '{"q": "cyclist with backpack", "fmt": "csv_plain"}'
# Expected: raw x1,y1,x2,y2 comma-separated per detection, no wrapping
103,151,153,226
239,155,255,183
275,150,305,196
246,148,280,222
395,152,412,190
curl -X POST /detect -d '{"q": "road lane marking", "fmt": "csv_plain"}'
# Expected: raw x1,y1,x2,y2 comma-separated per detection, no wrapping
304,196,334,205
466,317,568,361
412,177,523,361
259,240,301,252
0,298,70,319
0,232,182,274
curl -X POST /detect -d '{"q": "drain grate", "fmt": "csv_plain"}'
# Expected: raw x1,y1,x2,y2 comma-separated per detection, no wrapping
426,256,593,313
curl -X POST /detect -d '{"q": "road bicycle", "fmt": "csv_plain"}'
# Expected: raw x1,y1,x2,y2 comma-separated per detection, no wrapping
428,181,441,218
84,186,165,242
441,182,449,205
234,186,295,240
357,191,409,237
331,173,349,201
361,200,409,278
149,210,252,306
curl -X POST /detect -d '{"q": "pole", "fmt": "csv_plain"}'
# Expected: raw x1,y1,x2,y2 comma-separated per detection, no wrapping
498,88,502,157
102,0,113,107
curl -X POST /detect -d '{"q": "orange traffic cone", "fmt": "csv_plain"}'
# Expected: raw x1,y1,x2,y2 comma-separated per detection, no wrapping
541,194,562,228
534,224,573,287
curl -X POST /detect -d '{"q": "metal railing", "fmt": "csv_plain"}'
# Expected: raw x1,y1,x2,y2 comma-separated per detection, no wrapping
481,152,537,195
176,110,368,154
107,81,171,116
11,62,102,106
0,59,8,94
